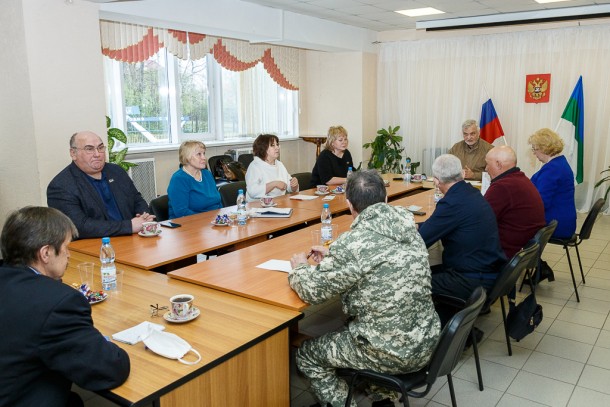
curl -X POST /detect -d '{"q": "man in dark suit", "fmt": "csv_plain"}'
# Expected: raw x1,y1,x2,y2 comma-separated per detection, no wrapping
0,206,130,407
419,154,506,302
47,131,152,239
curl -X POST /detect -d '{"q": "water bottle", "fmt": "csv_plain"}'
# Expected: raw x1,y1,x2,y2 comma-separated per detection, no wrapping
320,203,333,243
403,158,412,184
236,189,247,226
346,166,353,179
100,237,117,291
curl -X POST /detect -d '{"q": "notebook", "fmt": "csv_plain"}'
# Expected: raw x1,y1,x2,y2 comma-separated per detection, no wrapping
249,208,293,218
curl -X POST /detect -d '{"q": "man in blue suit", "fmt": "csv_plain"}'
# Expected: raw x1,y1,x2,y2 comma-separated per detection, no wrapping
0,206,130,406
419,154,506,303
47,131,153,239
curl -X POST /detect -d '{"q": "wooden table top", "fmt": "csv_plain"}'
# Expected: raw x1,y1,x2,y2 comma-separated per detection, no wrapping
63,252,301,406
69,182,423,271
168,189,437,311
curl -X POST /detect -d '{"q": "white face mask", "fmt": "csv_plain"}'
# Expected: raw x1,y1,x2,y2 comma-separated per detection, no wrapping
142,328,201,365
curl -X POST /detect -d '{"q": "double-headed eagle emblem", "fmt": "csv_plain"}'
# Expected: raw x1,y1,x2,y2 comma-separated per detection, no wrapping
527,77,549,100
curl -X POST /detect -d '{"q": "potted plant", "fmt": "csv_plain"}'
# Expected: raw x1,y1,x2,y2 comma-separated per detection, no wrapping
363,125,405,174
106,116,137,171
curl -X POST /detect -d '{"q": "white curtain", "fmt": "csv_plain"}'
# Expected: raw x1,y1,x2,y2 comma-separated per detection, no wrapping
378,23,610,212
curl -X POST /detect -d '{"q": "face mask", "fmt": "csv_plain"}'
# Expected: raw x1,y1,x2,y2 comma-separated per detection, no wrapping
142,327,201,365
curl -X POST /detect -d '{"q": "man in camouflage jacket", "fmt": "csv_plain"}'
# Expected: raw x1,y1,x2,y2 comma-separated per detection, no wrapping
289,170,441,407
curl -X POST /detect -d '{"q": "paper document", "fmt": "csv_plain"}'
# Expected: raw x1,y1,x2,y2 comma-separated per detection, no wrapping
290,195,318,201
256,259,292,273
112,321,165,345
249,208,293,218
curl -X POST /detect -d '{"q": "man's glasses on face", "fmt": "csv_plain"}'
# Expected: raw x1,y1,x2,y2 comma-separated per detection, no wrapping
72,144,106,154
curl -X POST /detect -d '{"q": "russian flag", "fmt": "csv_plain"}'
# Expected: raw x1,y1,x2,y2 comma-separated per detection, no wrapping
480,98,505,143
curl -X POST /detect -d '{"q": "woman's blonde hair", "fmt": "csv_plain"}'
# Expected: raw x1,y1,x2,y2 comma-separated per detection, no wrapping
178,140,206,166
528,128,564,156
324,126,348,150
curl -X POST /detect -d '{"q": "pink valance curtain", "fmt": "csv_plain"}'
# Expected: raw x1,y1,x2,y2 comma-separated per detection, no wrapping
99,20,299,90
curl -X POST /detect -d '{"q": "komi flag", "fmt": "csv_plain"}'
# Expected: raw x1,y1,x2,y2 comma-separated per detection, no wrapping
555,76,584,184
480,98,504,143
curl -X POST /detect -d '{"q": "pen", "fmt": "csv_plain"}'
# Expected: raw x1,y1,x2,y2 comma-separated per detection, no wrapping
306,250,314,259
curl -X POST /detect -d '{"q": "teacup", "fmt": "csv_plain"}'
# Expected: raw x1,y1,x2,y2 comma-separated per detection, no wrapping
142,221,160,235
317,185,329,194
170,294,194,319
412,174,422,182
260,196,274,206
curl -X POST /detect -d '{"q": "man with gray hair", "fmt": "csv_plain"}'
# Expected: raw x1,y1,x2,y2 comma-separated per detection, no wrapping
419,154,506,306
448,119,493,180
289,170,440,407
0,206,130,406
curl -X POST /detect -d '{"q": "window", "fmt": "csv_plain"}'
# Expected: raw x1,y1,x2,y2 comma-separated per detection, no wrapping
104,49,299,148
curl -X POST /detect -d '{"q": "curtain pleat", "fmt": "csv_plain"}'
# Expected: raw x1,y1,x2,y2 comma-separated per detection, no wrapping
100,20,299,90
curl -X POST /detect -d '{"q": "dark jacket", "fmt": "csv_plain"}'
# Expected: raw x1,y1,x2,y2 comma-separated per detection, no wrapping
419,180,506,275
47,162,148,239
310,149,353,188
0,264,130,406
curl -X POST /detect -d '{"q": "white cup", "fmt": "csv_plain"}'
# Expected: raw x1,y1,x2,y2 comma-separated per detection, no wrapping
170,294,194,319
142,221,160,235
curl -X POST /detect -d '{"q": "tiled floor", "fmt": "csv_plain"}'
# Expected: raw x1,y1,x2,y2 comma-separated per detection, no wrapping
80,212,610,407
291,212,610,407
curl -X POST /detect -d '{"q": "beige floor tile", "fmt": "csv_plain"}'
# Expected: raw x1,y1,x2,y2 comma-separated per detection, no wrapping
454,357,519,391
595,329,610,349
586,346,610,370
547,320,600,345
536,335,593,363
556,307,608,328
536,301,565,319
568,386,610,407
431,377,503,407
578,286,610,302
587,267,610,279
507,370,574,406
478,339,533,369
522,351,584,384
577,365,610,395
581,276,610,291
564,297,610,314
497,393,548,407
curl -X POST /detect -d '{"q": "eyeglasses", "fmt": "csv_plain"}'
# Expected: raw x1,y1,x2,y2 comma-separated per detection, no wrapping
150,304,168,317
72,145,106,154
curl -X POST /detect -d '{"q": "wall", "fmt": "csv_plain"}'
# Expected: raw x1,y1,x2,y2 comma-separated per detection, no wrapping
0,0,106,222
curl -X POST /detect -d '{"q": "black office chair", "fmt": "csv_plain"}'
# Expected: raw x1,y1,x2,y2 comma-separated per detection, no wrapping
149,195,169,222
238,153,254,169
337,287,487,407
207,155,233,179
218,181,247,207
548,198,605,302
434,242,539,391
292,172,312,190
519,220,558,293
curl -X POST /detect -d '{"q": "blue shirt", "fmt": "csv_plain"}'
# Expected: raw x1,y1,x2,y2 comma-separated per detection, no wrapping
531,155,576,238
85,173,122,221
419,180,506,274
168,168,222,218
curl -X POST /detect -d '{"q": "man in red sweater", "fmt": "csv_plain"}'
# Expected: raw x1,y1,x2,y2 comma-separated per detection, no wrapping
484,145,546,260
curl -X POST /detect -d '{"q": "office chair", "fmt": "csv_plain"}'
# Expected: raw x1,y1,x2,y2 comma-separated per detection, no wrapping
149,195,169,222
548,198,605,302
337,287,487,407
218,181,247,207
519,220,558,293
292,172,312,190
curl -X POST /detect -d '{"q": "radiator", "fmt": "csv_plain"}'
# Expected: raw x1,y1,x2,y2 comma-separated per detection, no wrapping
421,148,448,177
235,147,253,157
126,158,157,205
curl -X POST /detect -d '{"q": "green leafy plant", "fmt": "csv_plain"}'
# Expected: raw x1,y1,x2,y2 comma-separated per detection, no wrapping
363,125,404,174
106,116,137,171
594,166,610,201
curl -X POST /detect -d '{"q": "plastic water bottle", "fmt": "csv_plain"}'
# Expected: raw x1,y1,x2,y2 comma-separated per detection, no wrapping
320,203,333,243
100,237,116,291
403,158,412,184
236,189,247,226
346,166,353,179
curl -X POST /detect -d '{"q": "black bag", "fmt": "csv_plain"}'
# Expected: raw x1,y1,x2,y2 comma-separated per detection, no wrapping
506,293,543,341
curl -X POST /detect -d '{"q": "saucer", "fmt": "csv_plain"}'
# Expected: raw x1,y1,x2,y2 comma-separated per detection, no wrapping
261,202,277,208
211,221,230,226
88,292,108,305
330,189,344,194
163,307,201,323
315,191,329,196
138,230,161,238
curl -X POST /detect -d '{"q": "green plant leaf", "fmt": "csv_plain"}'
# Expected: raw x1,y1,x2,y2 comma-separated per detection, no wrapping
108,127,127,144
106,115,111,128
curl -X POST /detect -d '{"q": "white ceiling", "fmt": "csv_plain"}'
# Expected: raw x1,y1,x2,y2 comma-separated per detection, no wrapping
241,0,610,31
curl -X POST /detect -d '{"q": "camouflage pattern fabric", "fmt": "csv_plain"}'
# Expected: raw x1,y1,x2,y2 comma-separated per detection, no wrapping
289,203,441,406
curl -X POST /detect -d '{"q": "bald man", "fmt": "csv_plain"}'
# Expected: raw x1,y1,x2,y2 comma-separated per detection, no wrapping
484,146,546,260
47,131,153,239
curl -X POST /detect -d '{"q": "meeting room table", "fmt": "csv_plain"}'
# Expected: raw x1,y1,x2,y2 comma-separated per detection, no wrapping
68,179,425,273
167,188,437,312
63,252,302,407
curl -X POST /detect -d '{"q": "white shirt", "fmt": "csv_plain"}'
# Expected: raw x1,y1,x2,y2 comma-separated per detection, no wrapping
245,156,294,202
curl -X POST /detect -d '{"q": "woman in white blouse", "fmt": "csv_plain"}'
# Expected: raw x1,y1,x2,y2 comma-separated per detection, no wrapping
245,134,299,202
